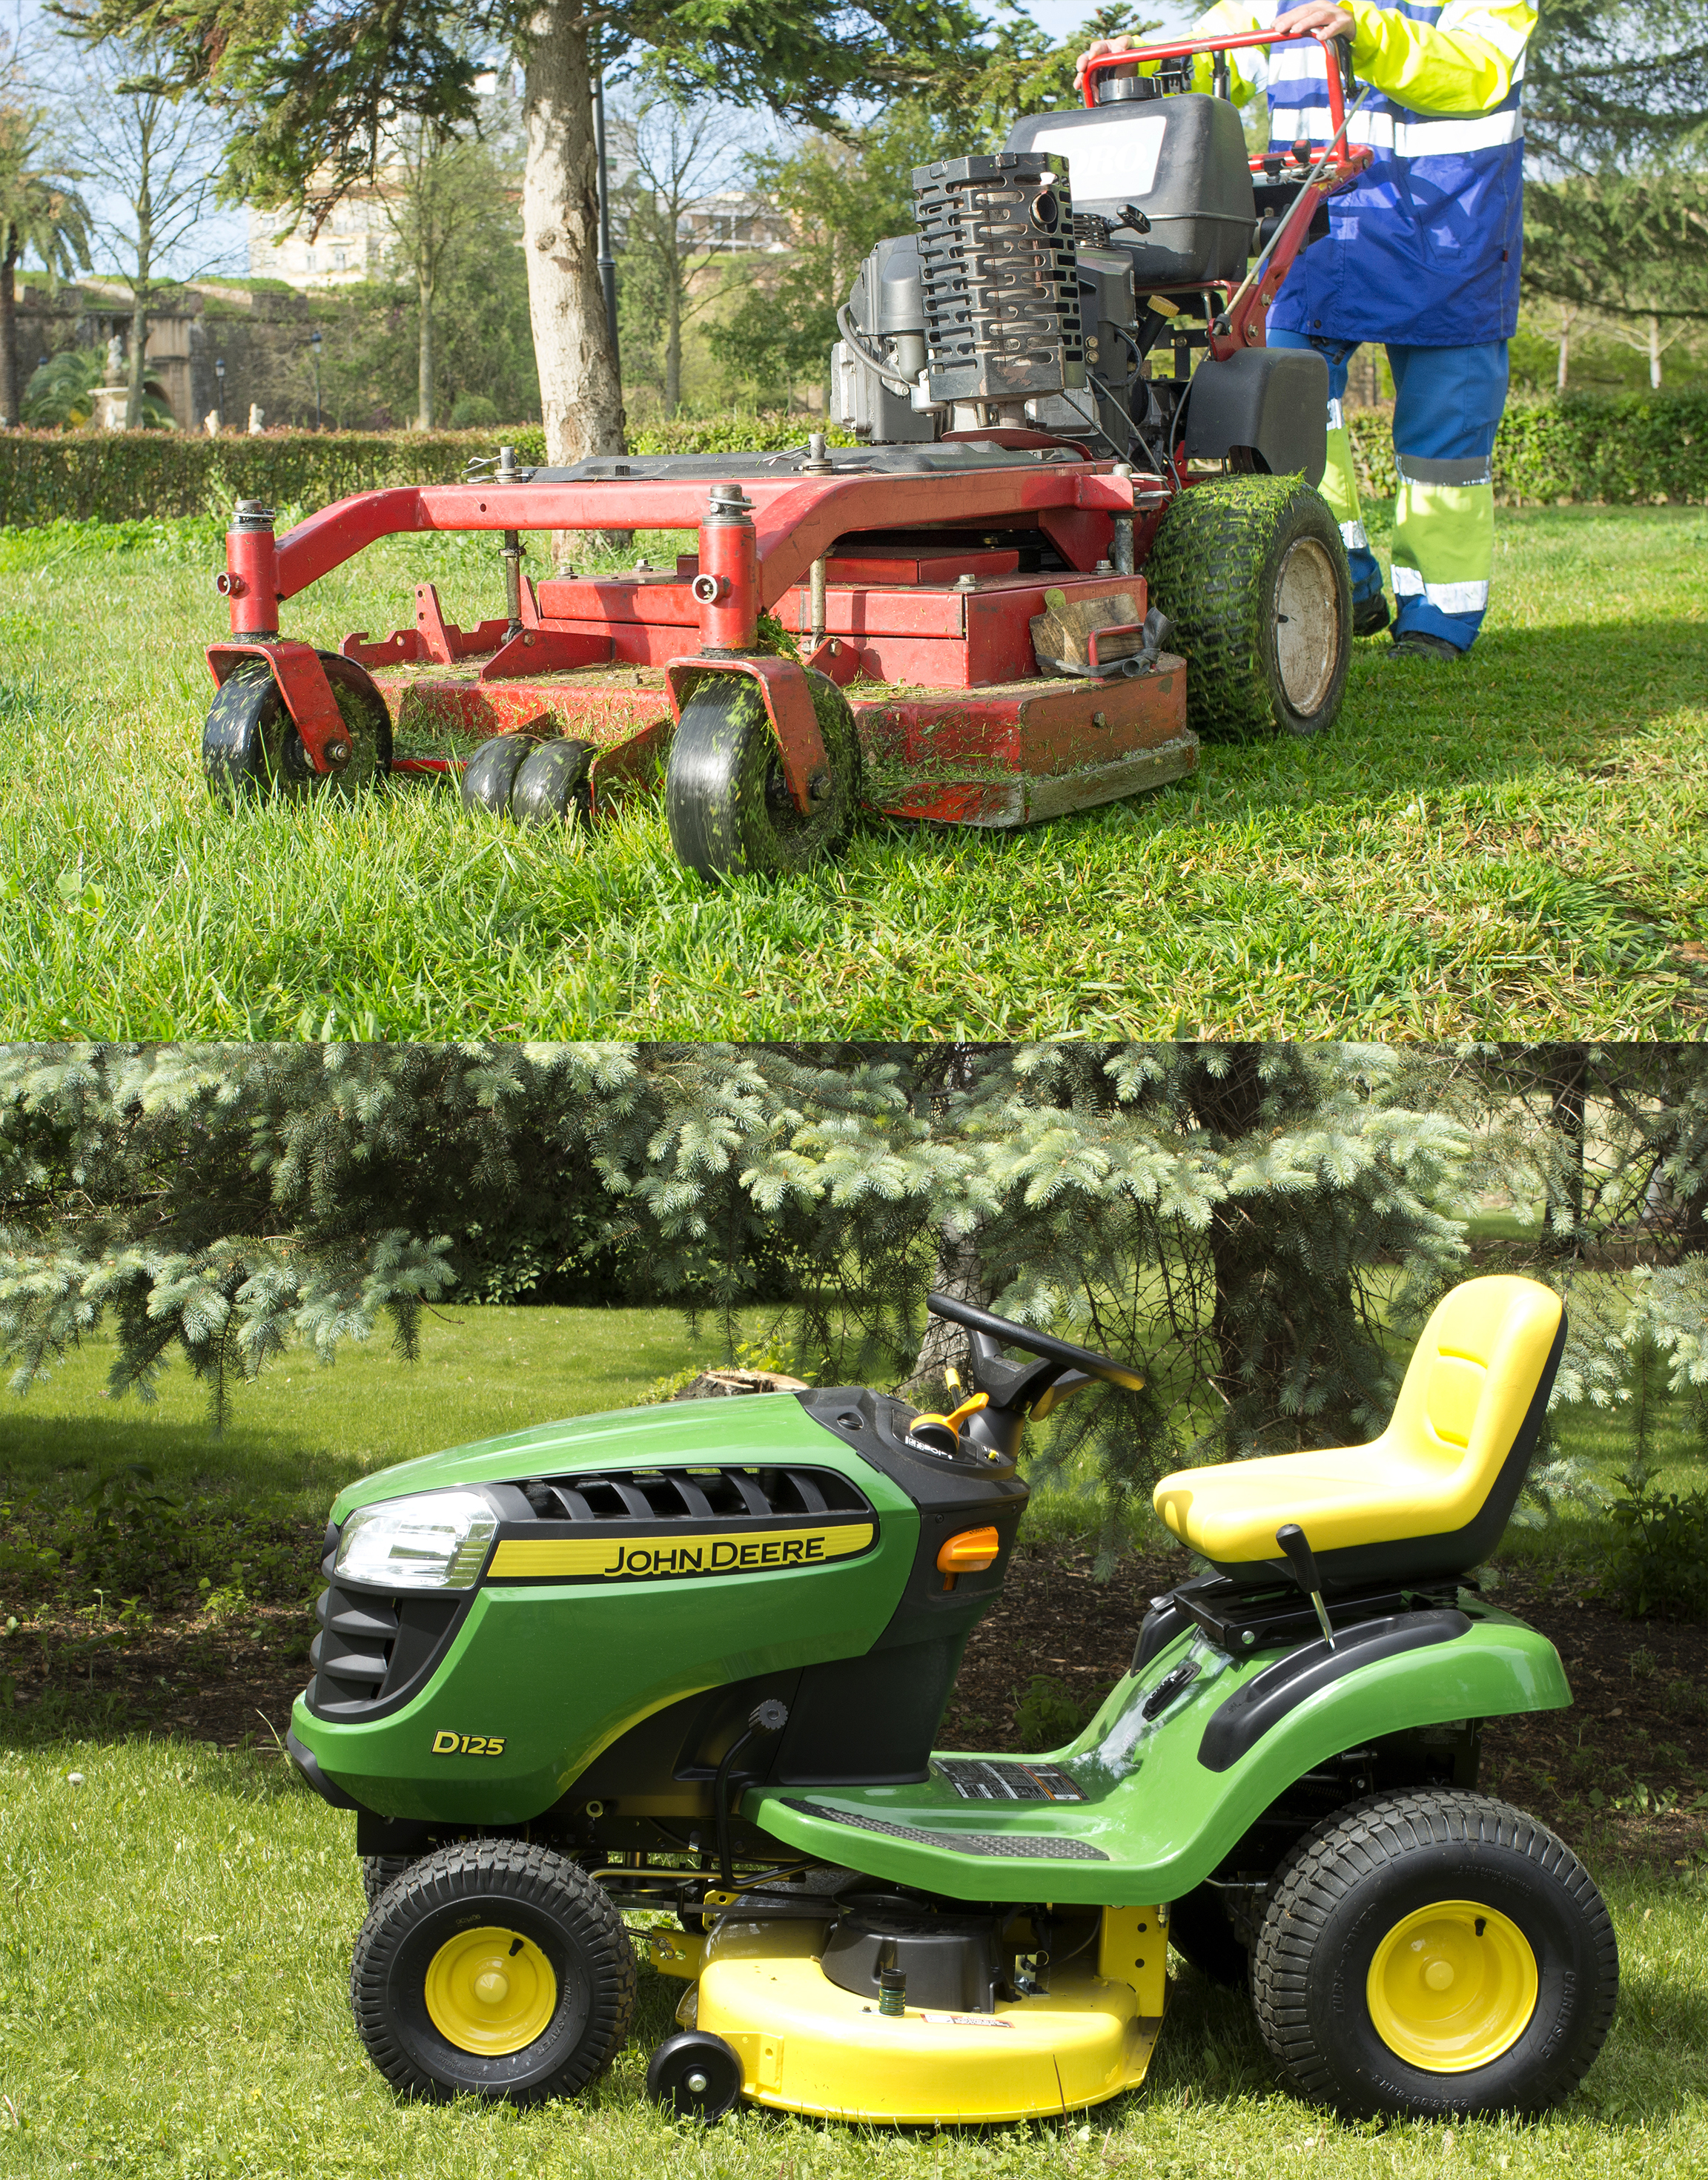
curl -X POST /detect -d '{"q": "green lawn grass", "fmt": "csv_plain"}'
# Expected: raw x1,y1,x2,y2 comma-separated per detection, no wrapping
1,504,1704,1037
1,1737,1703,2180
0,1305,723,1522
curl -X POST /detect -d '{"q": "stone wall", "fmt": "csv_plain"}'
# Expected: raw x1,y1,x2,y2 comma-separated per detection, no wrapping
16,279,325,432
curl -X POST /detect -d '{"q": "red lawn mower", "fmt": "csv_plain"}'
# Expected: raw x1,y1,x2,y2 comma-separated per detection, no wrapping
202,30,1371,879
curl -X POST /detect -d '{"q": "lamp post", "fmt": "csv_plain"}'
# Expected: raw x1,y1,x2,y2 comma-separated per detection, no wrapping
214,355,225,432
593,70,620,376
308,326,323,430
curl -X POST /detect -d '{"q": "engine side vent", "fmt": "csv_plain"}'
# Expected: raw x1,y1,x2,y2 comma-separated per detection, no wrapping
914,151,1085,408
308,1572,464,1720
517,1465,872,1525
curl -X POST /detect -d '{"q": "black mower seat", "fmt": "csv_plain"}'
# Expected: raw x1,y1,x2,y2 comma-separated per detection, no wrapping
1152,1276,1566,1588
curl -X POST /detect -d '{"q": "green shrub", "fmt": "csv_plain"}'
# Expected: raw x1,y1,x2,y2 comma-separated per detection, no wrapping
1347,390,1708,508
1592,1465,1708,1619
0,414,855,526
1012,1674,1097,1748
0,1468,318,1615
449,393,499,428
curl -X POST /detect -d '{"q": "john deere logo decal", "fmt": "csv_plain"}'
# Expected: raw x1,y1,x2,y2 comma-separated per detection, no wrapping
486,1520,875,1583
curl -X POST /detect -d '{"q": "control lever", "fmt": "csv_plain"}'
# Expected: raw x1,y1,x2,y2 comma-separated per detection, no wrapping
715,1699,790,1884
1275,1524,1336,1649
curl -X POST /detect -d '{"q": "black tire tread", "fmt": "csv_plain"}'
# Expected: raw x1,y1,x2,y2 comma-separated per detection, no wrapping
350,1838,637,2104
1144,475,1349,743
1251,1788,1618,2118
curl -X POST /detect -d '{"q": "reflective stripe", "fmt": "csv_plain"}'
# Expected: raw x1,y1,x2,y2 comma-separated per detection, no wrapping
1340,518,1370,549
1391,566,1489,612
1326,397,1345,429
1397,453,1493,487
1268,102,1523,152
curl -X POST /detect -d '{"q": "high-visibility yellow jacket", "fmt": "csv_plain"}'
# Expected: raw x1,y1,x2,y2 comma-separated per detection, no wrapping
1189,0,1537,344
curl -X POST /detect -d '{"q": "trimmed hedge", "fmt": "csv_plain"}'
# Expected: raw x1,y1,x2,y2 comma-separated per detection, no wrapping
0,414,852,527
1,394,1702,526
1348,391,1708,508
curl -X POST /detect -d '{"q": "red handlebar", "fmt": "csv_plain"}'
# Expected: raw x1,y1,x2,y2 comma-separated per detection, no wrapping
1080,28,1352,148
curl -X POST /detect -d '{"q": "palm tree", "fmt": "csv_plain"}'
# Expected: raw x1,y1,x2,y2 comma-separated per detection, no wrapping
0,106,93,428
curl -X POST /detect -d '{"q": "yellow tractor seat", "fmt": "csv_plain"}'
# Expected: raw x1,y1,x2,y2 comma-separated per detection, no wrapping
1153,1276,1566,1589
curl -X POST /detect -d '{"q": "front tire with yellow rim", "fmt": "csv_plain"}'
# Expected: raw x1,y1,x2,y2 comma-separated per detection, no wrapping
1251,1790,1618,2119
351,1841,635,2103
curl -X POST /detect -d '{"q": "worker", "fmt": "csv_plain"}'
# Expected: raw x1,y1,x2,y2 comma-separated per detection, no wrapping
1078,1,1536,659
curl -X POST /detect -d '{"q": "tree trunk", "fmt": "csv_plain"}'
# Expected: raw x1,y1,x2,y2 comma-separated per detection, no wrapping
0,249,19,427
1649,314,1663,391
1541,1044,1589,1249
664,245,681,418
521,2,623,465
1184,1046,1275,1406
417,275,435,429
1556,323,1569,393
127,291,149,429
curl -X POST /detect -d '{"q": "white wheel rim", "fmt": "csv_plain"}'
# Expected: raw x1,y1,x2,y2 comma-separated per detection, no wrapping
1274,538,1340,716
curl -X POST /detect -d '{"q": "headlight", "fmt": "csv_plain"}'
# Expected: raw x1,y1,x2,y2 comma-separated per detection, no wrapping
333,1490,497,1591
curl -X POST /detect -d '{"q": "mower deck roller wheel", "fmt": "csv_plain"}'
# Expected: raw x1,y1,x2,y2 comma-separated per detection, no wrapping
1251,1789,1618,2119
666,670,860,881
350,1840,636,2104
1143,475,1351,741
202,652,391,800
646,2029,745,2121
461,733,540,817
361,1854,419,1910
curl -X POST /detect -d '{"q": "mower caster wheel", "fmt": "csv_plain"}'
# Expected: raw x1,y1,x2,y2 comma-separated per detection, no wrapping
460,733,541,817
1143,475,1351,741
512,738,593,828
1251,1789,1618,2119
350,1839,636,2104
666,670,859,881
203,652,391,801
646,2029,744,2122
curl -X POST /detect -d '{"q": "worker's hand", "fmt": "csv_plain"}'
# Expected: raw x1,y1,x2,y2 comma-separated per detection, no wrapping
1272,4,1356,38
1073,33,1140,95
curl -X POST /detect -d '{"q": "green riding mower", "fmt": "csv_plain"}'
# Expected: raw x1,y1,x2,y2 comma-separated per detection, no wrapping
288,1273,1618,2124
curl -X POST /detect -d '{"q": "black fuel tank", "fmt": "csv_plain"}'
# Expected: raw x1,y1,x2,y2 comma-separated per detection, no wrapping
1004,93,1257,287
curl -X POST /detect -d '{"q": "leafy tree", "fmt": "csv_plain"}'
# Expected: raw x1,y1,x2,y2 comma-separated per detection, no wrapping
2,1044,1475,1573
1523,171,1708,366
0,96,91,429
48,36,234,429
62,0,992,464
611,93,747,418
380,116,526,429
20,342,172,426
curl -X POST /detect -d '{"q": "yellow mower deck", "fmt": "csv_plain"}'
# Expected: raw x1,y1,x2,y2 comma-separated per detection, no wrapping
649,1909,1169,2123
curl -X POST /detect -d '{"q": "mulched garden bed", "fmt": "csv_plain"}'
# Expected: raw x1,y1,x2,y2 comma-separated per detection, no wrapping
7,1541,1705,1870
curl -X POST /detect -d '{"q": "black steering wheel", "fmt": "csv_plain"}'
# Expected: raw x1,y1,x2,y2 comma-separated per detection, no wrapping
925,1292,1144,1418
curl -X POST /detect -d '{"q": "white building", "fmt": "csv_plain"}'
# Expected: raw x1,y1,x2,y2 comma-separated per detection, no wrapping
247,189,393,288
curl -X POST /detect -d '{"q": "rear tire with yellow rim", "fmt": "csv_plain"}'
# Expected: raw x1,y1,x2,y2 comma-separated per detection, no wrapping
351,1840,635,2103
1251,1789,1617,2119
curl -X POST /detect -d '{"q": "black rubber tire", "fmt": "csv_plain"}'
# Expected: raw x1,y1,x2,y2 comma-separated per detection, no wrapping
460,732,540,817
646,2029,744,2121
361,1854,419,1909
512,739,592,829
1166,1883,1247,1989
665,670,859,881
1143,475,1351,741
203,651,391,801
1251,1790,1618,2121
350,1839,637,2104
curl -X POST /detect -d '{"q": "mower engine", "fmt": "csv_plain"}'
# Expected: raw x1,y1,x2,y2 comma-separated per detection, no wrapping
835,86,1327,481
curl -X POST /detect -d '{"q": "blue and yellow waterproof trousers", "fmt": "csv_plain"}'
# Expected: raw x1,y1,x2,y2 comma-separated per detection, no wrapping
1268,332,1509,651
